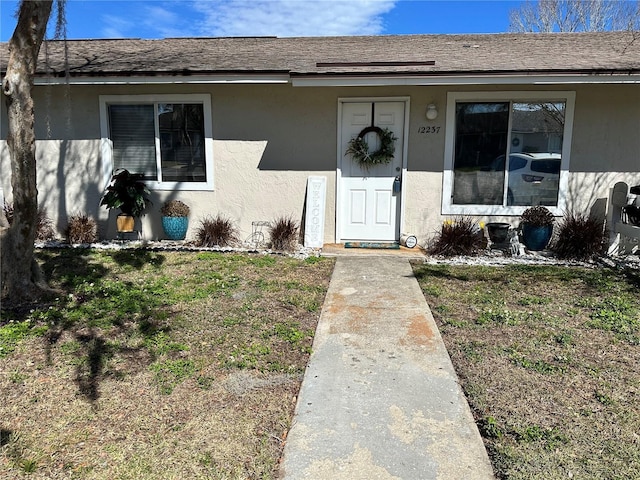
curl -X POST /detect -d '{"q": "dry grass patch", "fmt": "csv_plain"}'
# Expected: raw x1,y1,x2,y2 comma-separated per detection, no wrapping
1,249,334,479
412,263,640,480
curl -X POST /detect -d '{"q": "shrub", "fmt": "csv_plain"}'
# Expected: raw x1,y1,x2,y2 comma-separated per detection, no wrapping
195,215,239,247
65,213,98,244
3,202,56,241
429,216,484,256
521,206,554,227
160,200,190,217
269,216,299,251
552,212,606,260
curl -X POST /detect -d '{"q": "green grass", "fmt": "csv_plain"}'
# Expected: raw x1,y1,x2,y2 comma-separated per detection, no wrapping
150,359,198,394
1,249,334,479
0,321,49,357
412,262,640,480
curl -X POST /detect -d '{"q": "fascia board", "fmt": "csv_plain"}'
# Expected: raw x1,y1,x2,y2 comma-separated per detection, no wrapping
291,74,640,87
33,74,290,85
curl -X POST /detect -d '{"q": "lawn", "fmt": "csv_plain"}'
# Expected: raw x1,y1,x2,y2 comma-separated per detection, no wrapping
5,250,640,479
0,248,334,479
412,262,640,480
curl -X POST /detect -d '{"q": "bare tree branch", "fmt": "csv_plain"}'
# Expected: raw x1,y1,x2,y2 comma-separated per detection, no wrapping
509,0,640,32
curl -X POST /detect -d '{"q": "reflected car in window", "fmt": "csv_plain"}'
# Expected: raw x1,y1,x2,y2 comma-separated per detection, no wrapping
490,153,561,206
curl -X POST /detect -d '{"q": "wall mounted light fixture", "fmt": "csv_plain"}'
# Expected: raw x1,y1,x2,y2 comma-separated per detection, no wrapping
426,104,438,120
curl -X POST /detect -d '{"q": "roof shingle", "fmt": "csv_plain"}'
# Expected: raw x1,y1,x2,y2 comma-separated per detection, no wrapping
2,32,639,79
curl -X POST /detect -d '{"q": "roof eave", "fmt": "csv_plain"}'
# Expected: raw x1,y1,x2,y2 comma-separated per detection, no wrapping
21,68,640,86
290,70,640,86
31,70,291,85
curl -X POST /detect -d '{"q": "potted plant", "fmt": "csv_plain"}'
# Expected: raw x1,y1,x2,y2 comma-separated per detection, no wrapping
485,222,511,244
160,200,190,240
100,169,151,233
520,205,554,251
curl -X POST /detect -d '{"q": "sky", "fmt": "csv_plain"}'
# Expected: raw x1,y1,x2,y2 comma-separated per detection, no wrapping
1,0,523,41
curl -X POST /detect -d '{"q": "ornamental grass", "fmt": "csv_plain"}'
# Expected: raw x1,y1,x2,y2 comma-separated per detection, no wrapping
428,216,485,256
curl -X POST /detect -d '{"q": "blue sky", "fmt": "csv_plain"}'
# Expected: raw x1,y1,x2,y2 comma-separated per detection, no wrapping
1,0,522,41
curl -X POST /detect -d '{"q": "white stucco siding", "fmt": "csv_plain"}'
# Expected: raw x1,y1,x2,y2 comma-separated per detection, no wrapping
2,83,342,243
1,81,638,246
564,84,640,221
0,138,105,235
571,85,640,174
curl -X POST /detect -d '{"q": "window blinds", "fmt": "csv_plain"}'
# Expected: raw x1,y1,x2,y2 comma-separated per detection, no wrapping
108,105,157,180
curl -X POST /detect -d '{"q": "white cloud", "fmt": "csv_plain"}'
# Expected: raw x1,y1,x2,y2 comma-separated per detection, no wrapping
96,0,397,39
141,5,191,38
192,0,398,37
100,14,135,38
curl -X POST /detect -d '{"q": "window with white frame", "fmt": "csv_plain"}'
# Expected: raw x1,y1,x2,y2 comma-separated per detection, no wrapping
100,94,214,190
442,91,575,215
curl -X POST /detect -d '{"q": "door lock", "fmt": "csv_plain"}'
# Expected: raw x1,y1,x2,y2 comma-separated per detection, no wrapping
393,176,402,193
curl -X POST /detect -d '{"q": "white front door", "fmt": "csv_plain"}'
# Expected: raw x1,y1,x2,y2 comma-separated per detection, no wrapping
339,101,405,242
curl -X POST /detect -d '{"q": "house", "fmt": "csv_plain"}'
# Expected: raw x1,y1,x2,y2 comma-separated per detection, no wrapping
1,32,639,247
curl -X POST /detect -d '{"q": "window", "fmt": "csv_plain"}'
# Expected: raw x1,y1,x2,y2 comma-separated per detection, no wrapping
443,92,575,215
100,94,213,191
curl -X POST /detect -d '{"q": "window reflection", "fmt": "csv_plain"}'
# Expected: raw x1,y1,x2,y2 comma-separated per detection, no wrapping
452,100,565,207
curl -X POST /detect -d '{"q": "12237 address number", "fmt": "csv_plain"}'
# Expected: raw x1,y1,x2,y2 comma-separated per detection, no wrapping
418,126,441,134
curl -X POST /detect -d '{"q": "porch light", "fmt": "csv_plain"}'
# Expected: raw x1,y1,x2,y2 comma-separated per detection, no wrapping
426,104,438,120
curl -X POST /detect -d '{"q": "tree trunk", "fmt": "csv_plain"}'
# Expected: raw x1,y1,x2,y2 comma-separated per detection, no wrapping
1,0,54,305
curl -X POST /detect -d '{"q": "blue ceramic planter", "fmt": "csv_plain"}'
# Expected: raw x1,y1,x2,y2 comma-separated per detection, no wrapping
521,224,553,251
162,216,188,240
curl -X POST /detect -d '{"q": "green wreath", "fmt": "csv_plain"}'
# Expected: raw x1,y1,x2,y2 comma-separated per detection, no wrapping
346,126,398,169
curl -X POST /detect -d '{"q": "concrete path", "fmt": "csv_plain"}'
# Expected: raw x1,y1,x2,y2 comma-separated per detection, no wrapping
280,256,495,480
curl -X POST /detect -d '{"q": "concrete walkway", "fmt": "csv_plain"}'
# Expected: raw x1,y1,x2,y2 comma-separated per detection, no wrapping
280,256,495,480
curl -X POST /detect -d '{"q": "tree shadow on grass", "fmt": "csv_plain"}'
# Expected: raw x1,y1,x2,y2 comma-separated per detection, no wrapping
622,266,640,289
111,249,166,269
3,248,172,407
1,428,12,447
74,331,109,404
411,263,474,282
72,321,171,408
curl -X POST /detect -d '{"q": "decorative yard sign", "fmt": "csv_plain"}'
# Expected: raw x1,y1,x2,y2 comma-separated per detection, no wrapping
304,176,326,248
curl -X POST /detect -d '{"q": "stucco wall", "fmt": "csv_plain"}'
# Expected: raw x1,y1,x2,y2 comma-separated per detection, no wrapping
1,82,638,246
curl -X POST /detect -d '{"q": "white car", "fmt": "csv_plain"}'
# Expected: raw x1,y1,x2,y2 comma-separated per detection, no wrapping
491,153,561,206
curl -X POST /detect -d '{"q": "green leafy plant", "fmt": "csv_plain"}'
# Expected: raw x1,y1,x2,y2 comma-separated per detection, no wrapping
428,217,484,256
269,215,299,251
552,212,606,260
65,213,98,244
160,199,190,217
195,214,239,247
100,169,151,217
520,205,554,227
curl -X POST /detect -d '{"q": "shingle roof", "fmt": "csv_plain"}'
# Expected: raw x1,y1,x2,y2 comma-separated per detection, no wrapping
2,32,639,79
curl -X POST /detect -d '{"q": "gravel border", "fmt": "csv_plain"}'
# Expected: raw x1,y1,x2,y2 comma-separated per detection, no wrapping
35,239,640,270
35,239,322,260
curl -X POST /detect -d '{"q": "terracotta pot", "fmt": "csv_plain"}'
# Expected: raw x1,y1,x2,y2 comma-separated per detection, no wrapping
116,214,135,232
